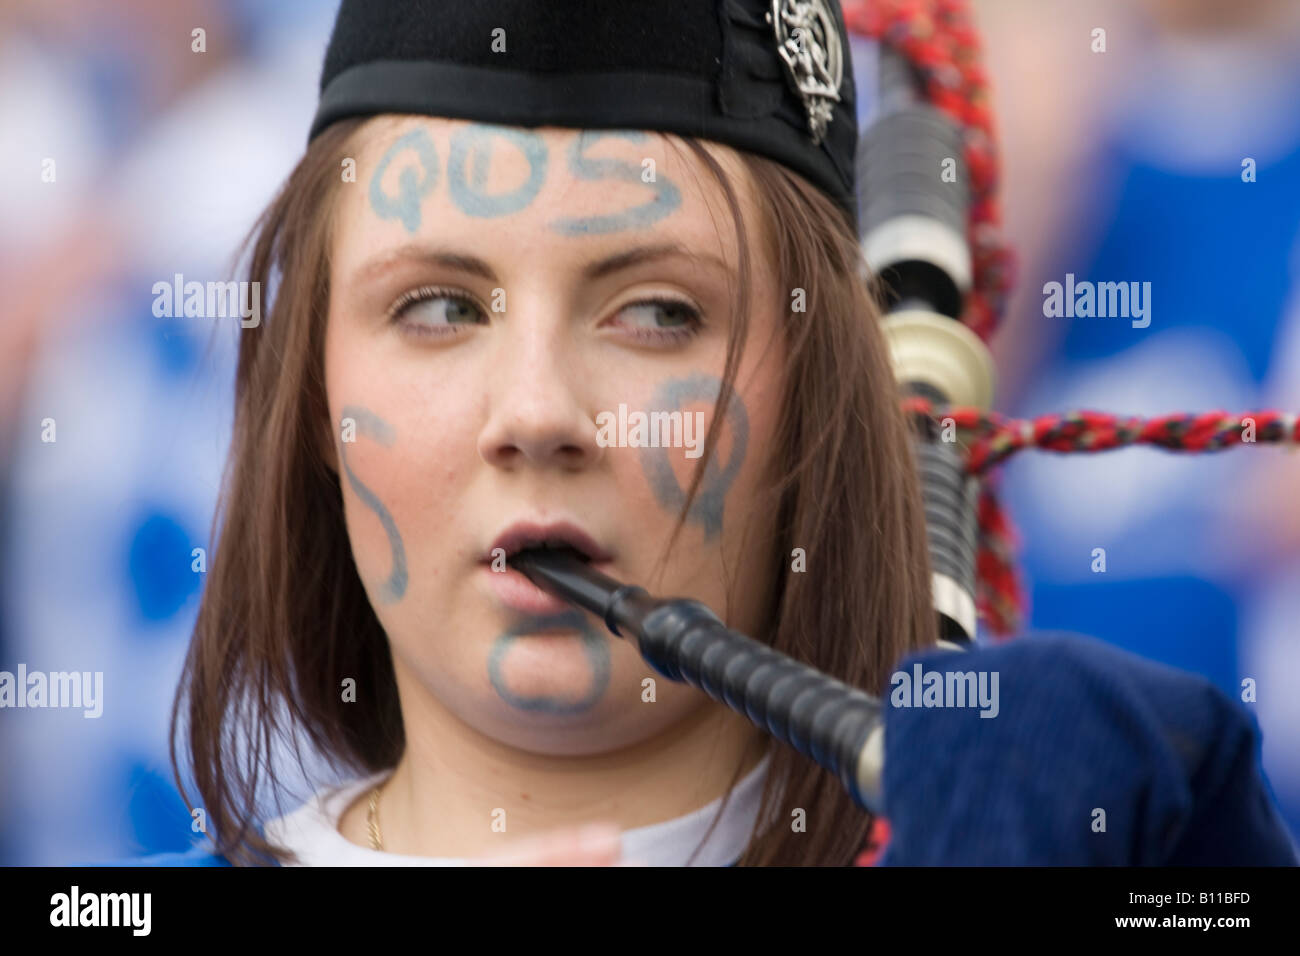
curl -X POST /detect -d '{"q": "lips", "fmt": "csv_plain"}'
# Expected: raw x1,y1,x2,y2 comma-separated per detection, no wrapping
480,520,614,615
483,521,612,565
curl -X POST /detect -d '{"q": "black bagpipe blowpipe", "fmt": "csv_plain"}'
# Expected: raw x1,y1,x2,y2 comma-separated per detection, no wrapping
508,547,888,815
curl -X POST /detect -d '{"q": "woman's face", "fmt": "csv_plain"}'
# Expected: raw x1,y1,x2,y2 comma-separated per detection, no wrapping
324,116,786,756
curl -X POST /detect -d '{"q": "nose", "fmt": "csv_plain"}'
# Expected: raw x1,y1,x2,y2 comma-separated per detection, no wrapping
477,316,604,472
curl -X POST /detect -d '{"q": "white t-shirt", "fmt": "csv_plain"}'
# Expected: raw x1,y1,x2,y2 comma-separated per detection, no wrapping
263,751,772,867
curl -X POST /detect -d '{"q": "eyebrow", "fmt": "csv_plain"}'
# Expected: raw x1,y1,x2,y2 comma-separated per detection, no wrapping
352,246,499,286
351,242,731,288
581,242,731,281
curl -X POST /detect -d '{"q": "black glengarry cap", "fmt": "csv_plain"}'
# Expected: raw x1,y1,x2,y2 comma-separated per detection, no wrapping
310,0,858,224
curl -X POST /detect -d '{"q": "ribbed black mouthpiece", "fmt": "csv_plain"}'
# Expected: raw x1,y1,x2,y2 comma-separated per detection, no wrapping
506,547,886,813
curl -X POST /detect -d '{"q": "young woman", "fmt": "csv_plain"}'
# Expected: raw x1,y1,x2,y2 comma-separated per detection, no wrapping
155,0,936,866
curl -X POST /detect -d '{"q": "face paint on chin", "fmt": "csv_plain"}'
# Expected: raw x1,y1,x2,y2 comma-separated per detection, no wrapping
487,610,612,715
338,404,408,604
639,373,750,540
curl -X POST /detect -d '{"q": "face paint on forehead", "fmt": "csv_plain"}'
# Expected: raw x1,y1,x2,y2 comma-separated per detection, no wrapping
446,124,549,218
639,374,750,540
549,131,682,236
338,405,408,604
365,122,686,237
368,127,439,234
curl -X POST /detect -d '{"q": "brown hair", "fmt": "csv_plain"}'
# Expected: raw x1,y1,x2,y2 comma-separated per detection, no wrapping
171,117,936,867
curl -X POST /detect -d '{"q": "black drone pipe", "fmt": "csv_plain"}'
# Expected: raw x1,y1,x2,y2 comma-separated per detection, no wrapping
860,46,990,644
507,547,887,814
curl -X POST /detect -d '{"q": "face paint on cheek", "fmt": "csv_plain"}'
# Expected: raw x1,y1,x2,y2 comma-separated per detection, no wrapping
487,610,611,715
338,405,408,604
368,127,440,234
639,373,750,540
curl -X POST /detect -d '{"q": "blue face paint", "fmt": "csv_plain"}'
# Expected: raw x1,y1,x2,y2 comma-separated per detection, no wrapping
639,374,750,539
369,128,440,234
487,610,611,715
446,124,549,218
549,131,681,235
338,405,408,604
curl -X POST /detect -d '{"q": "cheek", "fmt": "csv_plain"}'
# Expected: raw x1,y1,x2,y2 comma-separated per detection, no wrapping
631,350,784,610
327,336,479,604
332,403,409,607
627,364,780,550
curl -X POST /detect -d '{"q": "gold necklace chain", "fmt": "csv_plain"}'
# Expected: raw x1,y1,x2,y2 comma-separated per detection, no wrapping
367,784,384,851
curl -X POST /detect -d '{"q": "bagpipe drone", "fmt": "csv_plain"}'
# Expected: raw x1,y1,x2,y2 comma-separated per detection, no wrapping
510,0,1300,866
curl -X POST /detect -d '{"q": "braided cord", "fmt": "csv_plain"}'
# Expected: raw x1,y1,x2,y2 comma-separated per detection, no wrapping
905,398,1300,636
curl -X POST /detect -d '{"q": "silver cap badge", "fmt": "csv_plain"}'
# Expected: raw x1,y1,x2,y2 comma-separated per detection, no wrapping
767,0,845,145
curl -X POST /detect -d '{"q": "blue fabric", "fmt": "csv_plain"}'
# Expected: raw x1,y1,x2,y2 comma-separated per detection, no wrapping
81,843,236,867
879,634,1299,865
83,825,278,866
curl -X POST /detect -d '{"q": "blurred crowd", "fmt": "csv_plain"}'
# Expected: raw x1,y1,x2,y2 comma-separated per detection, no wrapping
0,0,336,864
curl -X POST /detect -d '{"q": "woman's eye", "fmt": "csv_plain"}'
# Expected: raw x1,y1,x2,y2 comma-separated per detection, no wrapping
389,287,486,336
612,298,704,344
